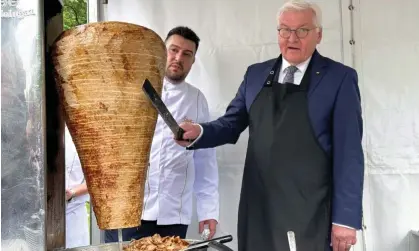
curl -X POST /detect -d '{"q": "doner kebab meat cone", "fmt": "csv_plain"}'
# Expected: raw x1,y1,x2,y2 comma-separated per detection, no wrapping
51,21,166,230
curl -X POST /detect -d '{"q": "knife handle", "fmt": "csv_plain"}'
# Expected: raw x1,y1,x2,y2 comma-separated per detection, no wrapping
176,128,193,143
211,235,233,244
175,128,186,141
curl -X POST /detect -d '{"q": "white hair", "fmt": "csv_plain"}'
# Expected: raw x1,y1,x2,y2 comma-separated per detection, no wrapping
277,0,322,28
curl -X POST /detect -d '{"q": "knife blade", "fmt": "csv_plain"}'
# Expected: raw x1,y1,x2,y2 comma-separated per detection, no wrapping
142,78,185,141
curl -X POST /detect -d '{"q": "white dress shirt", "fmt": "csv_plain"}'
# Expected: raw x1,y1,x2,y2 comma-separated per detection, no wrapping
142,78,219,225
278,56,311,85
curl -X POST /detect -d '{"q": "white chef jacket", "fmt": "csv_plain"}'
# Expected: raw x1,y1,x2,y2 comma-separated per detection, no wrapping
142,78,219,226
65,126,90,248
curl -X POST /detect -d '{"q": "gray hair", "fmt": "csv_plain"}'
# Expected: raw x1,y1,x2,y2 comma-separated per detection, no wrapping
277,0,322,28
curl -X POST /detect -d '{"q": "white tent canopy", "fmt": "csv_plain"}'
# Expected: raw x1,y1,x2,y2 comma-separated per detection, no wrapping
95,1,419,250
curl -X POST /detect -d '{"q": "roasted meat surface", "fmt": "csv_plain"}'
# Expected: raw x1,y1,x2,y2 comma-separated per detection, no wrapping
123,234,190,251
51,21,166,230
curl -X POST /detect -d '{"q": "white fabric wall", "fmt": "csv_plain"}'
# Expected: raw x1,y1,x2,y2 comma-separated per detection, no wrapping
352,1,419,251
103,0,419,250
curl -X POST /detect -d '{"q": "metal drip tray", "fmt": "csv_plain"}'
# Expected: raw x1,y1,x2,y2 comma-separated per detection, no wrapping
56,242,129,251
58,240,207,251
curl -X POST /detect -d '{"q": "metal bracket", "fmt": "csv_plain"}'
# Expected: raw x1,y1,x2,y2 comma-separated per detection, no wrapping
348,1,355,46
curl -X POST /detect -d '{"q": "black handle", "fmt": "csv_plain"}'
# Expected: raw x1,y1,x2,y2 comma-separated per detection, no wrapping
175,128,186,141
176,128,193,143
207,241,234,251
210,235,233,244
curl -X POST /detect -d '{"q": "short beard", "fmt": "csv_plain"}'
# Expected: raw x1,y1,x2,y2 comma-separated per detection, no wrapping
165,70,185,83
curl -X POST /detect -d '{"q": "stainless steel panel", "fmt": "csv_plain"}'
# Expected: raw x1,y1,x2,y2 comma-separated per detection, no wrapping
1,0,46,250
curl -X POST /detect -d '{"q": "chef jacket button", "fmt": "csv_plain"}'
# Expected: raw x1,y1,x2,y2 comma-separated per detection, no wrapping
270,71,274,74
267,81,271,85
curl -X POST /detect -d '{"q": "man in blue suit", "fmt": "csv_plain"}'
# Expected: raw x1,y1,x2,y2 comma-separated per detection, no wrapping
176,1,364,251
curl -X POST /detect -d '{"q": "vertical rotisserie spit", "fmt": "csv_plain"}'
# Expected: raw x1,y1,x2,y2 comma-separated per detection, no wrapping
51,21,166,230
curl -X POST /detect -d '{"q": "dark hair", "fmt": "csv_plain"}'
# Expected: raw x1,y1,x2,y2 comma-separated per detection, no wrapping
165,26,200,52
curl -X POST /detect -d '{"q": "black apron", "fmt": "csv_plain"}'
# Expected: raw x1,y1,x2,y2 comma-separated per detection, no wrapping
237,56,332,251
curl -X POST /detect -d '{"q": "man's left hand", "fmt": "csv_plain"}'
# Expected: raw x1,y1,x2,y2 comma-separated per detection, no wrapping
199,219,217,240
331,225,357,251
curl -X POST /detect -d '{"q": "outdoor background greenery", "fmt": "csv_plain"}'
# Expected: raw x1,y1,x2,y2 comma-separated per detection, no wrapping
63,0,87,30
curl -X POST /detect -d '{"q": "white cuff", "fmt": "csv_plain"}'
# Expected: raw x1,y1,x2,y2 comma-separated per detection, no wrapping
332,222,355,230
187,124,204,148
198,213,219,223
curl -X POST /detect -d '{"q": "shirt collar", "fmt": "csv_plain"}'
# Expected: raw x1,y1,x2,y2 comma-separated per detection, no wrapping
280,56,312,74
163,77,187,91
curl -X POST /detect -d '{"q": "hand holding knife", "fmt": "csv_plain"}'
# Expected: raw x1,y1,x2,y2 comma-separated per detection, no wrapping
142,78,192,143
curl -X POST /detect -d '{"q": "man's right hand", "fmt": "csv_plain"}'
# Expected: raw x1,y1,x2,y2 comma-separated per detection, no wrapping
175,122,201,147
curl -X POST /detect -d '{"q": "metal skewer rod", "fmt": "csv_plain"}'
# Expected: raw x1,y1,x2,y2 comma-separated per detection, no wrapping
118,228,123,251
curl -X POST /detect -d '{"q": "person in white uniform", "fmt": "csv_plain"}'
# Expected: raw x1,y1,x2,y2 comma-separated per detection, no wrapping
105,26,219,242
65,125,90,248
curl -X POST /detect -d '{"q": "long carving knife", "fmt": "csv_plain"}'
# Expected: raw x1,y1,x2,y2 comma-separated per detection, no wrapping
142,78,186,141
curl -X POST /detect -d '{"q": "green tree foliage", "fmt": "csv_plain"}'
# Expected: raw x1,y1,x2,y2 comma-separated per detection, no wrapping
63,0,87,30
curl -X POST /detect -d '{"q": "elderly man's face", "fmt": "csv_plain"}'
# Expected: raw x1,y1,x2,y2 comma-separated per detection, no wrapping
165,35,196,83
278,9,322,65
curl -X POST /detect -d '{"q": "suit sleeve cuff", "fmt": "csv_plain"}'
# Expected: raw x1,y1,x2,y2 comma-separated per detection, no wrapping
187,124,204,148
332,222,355,230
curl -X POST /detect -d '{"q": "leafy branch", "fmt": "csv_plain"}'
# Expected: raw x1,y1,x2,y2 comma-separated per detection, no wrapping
63,0,87,30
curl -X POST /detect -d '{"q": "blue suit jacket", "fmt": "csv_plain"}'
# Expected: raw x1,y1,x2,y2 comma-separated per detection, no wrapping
192,50,365,230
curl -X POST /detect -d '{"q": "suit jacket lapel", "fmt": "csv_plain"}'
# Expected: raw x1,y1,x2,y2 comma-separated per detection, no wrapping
308,50,328,97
